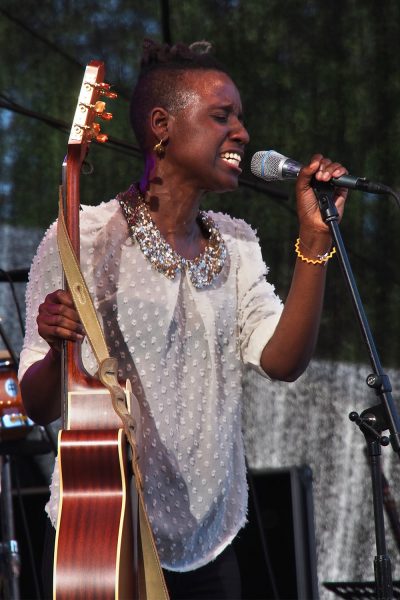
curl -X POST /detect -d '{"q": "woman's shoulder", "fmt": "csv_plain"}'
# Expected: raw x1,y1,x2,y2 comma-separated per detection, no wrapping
33,198,123,256
79,198,122,233
207,210,260,244
208,211,268,275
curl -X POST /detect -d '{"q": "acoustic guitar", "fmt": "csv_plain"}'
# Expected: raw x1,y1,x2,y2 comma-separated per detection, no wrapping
53,61,138,599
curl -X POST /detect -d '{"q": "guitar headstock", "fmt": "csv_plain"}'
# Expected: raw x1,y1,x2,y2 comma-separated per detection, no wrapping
68,60,117,158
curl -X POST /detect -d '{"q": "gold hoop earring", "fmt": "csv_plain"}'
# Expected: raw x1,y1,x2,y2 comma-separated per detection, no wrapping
153,138,166,158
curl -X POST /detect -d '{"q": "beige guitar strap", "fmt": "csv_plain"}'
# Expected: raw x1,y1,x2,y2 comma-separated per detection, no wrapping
57,192,169,600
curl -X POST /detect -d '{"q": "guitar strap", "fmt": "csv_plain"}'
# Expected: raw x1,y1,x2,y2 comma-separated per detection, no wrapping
57,192,169,600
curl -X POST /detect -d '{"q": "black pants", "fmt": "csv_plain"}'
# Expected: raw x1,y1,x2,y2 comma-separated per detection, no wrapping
163,546,241,600
42,520,241,600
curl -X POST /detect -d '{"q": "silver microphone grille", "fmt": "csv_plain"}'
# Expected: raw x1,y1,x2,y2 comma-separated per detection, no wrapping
250,150,287,181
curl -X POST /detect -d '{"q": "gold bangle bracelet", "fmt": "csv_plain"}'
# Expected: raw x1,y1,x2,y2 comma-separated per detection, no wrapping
295,238,336,265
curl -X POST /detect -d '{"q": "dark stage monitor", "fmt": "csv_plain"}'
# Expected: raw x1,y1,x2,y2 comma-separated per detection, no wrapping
234,465,319,600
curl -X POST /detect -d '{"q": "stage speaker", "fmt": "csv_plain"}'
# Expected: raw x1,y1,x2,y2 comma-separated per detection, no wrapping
234,465,319,600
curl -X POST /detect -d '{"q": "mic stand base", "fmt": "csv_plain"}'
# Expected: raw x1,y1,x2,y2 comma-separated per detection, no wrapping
375,555,393,600
369,437,393,600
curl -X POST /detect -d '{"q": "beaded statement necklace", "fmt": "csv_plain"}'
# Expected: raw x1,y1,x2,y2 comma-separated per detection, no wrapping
118,185,227,289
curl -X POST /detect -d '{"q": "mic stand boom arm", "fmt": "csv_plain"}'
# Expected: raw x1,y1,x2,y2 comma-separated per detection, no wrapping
312,179,400,600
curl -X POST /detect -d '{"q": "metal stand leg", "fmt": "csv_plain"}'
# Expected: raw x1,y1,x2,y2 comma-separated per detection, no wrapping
1,455,21,600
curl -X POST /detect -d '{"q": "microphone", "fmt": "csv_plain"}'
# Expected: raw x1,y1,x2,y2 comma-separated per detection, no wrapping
251,150,390,194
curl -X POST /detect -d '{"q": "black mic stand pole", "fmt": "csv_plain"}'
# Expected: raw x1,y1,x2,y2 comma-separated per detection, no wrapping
312,179,400,600
0,320,21,599
0,318,18,367
1,455,20,599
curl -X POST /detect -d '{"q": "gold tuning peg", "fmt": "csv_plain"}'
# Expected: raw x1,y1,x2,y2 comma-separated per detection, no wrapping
88,81,118,99
87,122,108,143
93,81,111,90
100,90,118,99
80,100,108,113
89,122,101,136
93,101,113,119
94,101,106,113
98,112,113,121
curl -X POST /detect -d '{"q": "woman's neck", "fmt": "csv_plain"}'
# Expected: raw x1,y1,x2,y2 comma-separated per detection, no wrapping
138,168,207,259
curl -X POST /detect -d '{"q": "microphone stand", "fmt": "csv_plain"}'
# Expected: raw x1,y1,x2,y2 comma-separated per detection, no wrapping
0,321,51,598
312,179,400,600
0,322,21,600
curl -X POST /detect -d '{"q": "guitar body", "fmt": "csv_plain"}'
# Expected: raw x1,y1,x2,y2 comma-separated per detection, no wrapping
53,62,138,599
55,428,137,599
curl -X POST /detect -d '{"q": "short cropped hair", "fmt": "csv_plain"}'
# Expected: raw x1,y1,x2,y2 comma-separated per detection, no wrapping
130,39,230,152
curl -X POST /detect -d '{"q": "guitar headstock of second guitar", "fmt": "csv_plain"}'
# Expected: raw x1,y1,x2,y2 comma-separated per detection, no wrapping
68,60,117,156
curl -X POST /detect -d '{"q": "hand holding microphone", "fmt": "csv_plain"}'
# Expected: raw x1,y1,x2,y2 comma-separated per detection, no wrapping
251,151,350,236
251,149,392,194
249,149,400,237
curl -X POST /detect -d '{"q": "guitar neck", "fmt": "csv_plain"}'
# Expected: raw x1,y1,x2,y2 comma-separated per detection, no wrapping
61,149,122,431
61,149,86,427
60,60,117,430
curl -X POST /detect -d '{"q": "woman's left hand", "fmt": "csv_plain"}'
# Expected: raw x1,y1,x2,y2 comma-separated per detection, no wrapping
295,154,348,235
260,154,349,381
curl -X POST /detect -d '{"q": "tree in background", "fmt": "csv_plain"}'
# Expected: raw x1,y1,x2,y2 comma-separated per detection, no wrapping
1,0,400,366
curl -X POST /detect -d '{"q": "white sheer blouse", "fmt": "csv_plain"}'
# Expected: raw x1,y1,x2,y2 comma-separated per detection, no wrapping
19,199,283,572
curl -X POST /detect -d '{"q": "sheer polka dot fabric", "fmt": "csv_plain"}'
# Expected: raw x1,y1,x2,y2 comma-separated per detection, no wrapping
19,199,282,571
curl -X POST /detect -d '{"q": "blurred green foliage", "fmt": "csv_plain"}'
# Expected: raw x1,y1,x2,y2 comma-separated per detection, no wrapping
1,0,400,366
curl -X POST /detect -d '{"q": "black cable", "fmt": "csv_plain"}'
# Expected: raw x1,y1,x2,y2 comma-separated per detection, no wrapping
0,269,25,337
0,269,28,283
389,188,400,210
3,93,400,288
0,9,131,99
12,455,43,599
160,0,172,45
0,94,140,159
43,426,58,457
0,93,70,135
0,7,84,70
0,319,19,367
0,95,289,203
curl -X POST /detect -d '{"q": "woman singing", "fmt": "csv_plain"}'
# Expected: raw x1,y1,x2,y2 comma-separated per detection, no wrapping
19,39,347,599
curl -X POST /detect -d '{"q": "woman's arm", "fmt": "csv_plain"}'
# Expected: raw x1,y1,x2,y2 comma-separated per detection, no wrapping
20,289,84,424
260,154,347,381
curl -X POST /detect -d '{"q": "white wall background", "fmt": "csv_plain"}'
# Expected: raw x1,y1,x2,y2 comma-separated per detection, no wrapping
243,362,400,599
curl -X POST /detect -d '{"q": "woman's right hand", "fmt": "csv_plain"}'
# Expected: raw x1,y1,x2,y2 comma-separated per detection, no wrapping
37,289,84,352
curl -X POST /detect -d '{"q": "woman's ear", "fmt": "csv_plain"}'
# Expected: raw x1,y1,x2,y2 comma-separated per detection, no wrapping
150,107,170,142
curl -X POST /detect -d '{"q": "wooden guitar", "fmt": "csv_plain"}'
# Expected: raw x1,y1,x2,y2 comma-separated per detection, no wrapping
53,61,138,599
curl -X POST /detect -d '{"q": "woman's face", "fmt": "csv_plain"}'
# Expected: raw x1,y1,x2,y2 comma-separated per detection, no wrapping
164,70,250,194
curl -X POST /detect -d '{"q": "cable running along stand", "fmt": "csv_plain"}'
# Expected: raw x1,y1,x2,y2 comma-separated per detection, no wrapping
312,178,400,600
